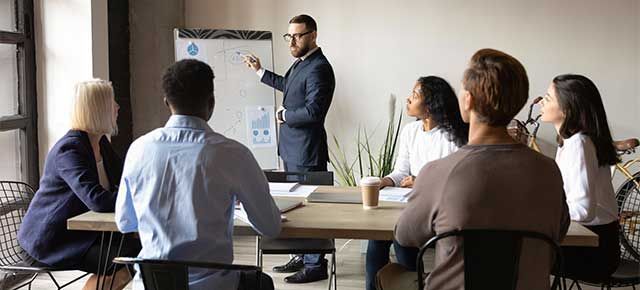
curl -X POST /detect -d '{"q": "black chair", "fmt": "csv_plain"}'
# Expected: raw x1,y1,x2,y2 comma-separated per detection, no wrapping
261,171,337,290
416,229,565,290
0,181,89,290
568,179,640,290
113,257,263,290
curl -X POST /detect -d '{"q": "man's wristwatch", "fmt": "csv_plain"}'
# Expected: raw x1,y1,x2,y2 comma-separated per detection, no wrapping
277,110,284,122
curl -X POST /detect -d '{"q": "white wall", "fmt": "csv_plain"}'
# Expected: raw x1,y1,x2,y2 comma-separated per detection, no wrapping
182,0,639,164
35,0,109,170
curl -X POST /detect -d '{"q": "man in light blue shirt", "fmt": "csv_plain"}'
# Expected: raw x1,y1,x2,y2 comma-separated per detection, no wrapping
115,59,282,290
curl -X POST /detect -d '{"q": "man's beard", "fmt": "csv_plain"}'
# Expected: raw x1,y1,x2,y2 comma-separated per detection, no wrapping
291,44,310,58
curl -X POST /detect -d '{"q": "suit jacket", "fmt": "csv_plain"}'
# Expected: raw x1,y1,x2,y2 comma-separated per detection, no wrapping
261,48,335,167
18,130,122,267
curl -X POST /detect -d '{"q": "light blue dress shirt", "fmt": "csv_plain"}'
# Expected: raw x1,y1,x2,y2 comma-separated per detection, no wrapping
115,115,281,290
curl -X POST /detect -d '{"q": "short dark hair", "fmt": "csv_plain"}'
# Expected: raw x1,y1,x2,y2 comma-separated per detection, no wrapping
162,59,214,112
553,74,619,166
418,76,469,147
289,14,317,31
463,48,529,126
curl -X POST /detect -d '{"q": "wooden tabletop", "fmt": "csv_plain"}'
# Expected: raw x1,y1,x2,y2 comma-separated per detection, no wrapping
67,186,598,247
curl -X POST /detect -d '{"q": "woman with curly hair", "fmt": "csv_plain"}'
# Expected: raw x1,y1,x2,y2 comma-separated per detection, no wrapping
366,76,468,290
379,76,468,189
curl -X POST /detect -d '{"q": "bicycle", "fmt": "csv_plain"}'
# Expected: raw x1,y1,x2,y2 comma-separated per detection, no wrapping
508,96,543,152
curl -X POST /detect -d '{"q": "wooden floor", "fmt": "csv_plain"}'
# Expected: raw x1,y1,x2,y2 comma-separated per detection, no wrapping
26,236,632,290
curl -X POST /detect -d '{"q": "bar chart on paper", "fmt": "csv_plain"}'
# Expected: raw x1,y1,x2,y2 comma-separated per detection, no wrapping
246,106,276,148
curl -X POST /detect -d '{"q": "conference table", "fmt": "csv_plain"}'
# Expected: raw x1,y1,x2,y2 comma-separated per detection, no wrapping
67,186,598,290
68,186,598,246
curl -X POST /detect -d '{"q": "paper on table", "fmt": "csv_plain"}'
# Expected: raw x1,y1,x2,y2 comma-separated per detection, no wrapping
234,206,287,225
270,185,318,197
379,187,412,203
269,182,300,192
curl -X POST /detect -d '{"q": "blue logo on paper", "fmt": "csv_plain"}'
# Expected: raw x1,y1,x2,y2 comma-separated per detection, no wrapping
187,42,199,56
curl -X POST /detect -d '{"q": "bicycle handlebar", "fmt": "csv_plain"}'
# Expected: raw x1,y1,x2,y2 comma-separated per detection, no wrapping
526,96,543,124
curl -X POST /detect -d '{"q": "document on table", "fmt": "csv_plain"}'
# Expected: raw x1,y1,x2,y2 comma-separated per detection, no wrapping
379,187,412,203
234,204,290,225
270,185,318,197
268,182,300,192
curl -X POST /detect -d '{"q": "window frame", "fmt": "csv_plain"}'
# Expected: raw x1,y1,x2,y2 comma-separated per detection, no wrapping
0,0,39,187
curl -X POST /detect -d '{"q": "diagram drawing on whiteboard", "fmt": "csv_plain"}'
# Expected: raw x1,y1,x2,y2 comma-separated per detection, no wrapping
174,29,279,169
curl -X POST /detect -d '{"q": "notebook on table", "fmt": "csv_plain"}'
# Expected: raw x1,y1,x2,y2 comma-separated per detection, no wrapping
306,190,363,204
274,198,303,213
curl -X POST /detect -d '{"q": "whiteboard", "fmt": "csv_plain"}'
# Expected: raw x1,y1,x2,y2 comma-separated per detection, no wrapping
174,29,278,169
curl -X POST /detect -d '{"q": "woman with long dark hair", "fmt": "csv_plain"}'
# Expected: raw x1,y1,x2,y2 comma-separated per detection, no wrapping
367,76,468,290
540,74,620,281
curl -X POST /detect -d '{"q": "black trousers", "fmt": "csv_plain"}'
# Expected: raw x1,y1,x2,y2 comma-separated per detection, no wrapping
561,221,620,282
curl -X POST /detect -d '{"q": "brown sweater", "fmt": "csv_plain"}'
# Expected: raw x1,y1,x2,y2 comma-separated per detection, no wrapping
395,144,570,290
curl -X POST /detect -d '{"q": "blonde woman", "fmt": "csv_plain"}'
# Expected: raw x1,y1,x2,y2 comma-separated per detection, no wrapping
18,80,140,290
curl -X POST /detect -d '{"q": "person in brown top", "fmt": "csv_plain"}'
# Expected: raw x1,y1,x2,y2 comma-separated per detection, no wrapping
380,48,570,290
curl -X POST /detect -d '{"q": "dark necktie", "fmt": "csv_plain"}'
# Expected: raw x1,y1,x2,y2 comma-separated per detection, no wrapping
290,59,302,74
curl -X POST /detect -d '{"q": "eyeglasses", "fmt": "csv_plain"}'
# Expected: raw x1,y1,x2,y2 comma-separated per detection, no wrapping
283,30,314,42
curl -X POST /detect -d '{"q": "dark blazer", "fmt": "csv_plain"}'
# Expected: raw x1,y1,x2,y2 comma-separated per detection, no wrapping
261,48,335,167
18,130,122,267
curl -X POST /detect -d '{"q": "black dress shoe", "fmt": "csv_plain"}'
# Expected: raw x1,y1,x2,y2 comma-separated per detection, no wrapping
272,255,304,273
284,260,329,283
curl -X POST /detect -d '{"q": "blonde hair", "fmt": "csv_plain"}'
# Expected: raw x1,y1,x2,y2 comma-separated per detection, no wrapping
70,79,118,135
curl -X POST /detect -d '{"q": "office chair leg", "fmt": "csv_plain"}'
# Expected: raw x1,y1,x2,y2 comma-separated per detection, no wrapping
10,273,39,290
255,236,263,269
56,272,91,289
327,250,337,290
568,280,582,290
551,276,560,290
46,271,63,289
335,252,338,290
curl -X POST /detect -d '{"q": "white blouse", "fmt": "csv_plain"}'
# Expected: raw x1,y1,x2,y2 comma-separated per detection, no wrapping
385,121,459,186
96,159,110,190
555,133,618,226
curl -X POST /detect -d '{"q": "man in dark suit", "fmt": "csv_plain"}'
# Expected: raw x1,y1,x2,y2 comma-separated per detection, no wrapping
244,14,335,284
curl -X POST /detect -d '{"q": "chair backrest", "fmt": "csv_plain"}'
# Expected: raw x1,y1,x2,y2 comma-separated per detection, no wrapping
113,257,262,290
616,172,640,261
416,229,563,290
0,181,35,266
264,171,334,186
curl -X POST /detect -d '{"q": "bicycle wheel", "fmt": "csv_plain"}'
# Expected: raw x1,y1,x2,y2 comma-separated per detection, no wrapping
616,171,640,261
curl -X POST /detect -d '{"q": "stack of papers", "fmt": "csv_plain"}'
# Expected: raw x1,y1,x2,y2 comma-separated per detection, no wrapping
379,187,412,203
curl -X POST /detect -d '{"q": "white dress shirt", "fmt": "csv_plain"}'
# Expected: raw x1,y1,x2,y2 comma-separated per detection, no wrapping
555,132,618,225
385,121,459,186
115,115,281,290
